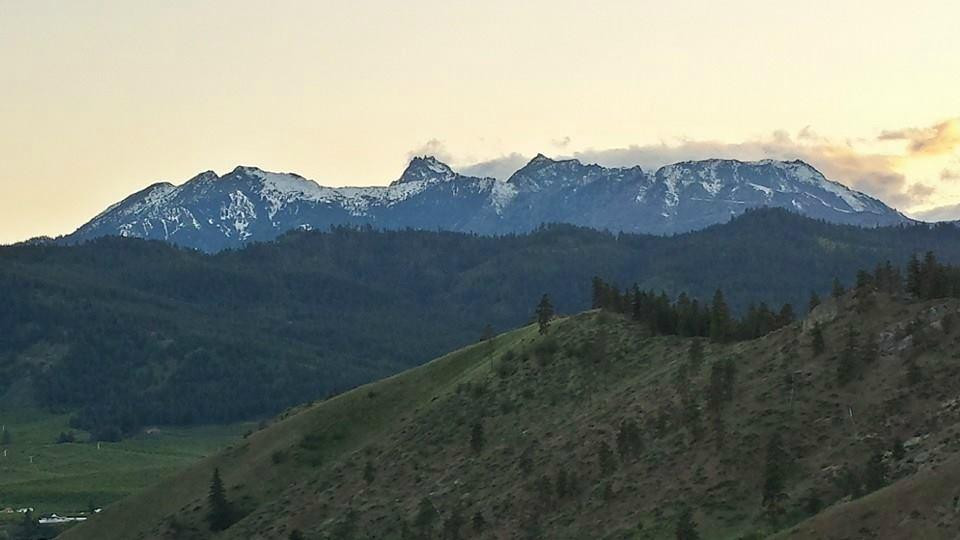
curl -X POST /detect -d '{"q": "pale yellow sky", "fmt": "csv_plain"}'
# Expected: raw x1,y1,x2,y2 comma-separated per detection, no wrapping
1,0,959,243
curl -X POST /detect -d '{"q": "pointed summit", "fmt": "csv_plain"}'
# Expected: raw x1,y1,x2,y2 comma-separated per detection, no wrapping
393,156,457,185
529,153,555,166
506,153,587,190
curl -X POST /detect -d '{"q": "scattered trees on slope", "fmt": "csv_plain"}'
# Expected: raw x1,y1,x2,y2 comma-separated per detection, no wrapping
207,468,235,532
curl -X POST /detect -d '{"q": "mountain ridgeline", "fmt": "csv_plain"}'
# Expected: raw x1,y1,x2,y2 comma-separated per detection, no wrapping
2,209,959,441
63,155,911,252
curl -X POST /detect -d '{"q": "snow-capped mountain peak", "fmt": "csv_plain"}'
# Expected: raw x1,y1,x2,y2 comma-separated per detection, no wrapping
392,156,458,185
66,156,913,252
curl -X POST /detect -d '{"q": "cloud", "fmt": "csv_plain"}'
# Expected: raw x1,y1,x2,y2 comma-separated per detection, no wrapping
564,133,924,208
459,153,530,180
910,203,960,222
551,136,572,149
907,183,935,201
878,117,960,155
942,168,960,181
405,138,455,164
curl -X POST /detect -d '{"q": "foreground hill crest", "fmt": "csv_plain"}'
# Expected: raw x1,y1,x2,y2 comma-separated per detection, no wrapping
66,154,911,251
60,292,960,540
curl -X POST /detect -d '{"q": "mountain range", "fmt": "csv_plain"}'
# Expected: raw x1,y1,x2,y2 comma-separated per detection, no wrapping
65,155,912,252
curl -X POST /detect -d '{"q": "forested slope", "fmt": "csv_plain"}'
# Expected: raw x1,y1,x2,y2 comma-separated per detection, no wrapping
3,209,960,438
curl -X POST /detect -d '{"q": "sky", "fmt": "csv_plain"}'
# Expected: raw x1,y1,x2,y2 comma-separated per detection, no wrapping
1,0,959,244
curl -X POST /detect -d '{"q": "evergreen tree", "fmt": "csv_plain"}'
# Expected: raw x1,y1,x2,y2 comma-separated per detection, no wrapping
674,506,700,540
880,260,902,294
364,460,376,484
597,440,616,476
891,438,906,460
906,359,923,385
920,251,940,298
535,294,554,335
777,303,795,327
332,508,359,540
721,358,736,402
471,511,486,532
808,291,821,313
688,339,704,372
442,506,464,540
762,432,789,516
709,289,731,343
676,292,694,336
15,510,39,538
811,322,825,357
615,419,643,461
855,270,873,291
712,413,726,451
481,324,495,343
864,451,888,493
591,276,605,309
831,278,846,299
414,497,438,535
861,333,878,364
470,420,484,453
906,253,922,296
837,324,858,385
675,360,690,394
555,468,570,498
681,393,703,441
207,468,234,531
631,284,644,321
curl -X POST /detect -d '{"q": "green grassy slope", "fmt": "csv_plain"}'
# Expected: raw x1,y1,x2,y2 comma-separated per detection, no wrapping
63,293,960,539
60,322,538,540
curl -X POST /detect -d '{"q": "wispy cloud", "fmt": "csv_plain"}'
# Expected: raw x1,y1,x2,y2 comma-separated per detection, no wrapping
941,168,960,181
878,117,960,155
406,138,455,164
568,134,931,208
910,203,960,222
551,136,572,149
460,153,530,180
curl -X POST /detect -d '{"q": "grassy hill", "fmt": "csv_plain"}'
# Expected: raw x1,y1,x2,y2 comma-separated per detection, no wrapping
59,290,960,539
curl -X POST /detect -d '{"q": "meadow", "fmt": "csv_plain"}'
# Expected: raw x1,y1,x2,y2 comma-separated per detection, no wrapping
0,388,251,516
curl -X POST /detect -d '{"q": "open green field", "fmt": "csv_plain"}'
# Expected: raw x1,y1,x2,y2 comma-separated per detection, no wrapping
0,390,252,516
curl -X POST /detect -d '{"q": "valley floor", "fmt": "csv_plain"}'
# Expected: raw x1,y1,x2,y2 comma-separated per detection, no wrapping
0,396,251,517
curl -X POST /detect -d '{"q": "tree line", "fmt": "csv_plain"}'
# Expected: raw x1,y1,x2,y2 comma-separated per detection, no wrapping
590,277,795,342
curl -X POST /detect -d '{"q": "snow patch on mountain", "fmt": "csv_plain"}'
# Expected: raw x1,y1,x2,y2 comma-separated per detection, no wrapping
221,191,257,239
490,180,518,213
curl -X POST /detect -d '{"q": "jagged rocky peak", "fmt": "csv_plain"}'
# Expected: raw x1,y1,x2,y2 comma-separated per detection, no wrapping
393,156,458,185
506,153,639,191
526,153,557,167
507,153,571,189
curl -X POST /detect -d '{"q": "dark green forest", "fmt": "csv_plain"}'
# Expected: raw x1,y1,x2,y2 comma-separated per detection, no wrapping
3,208,960,438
